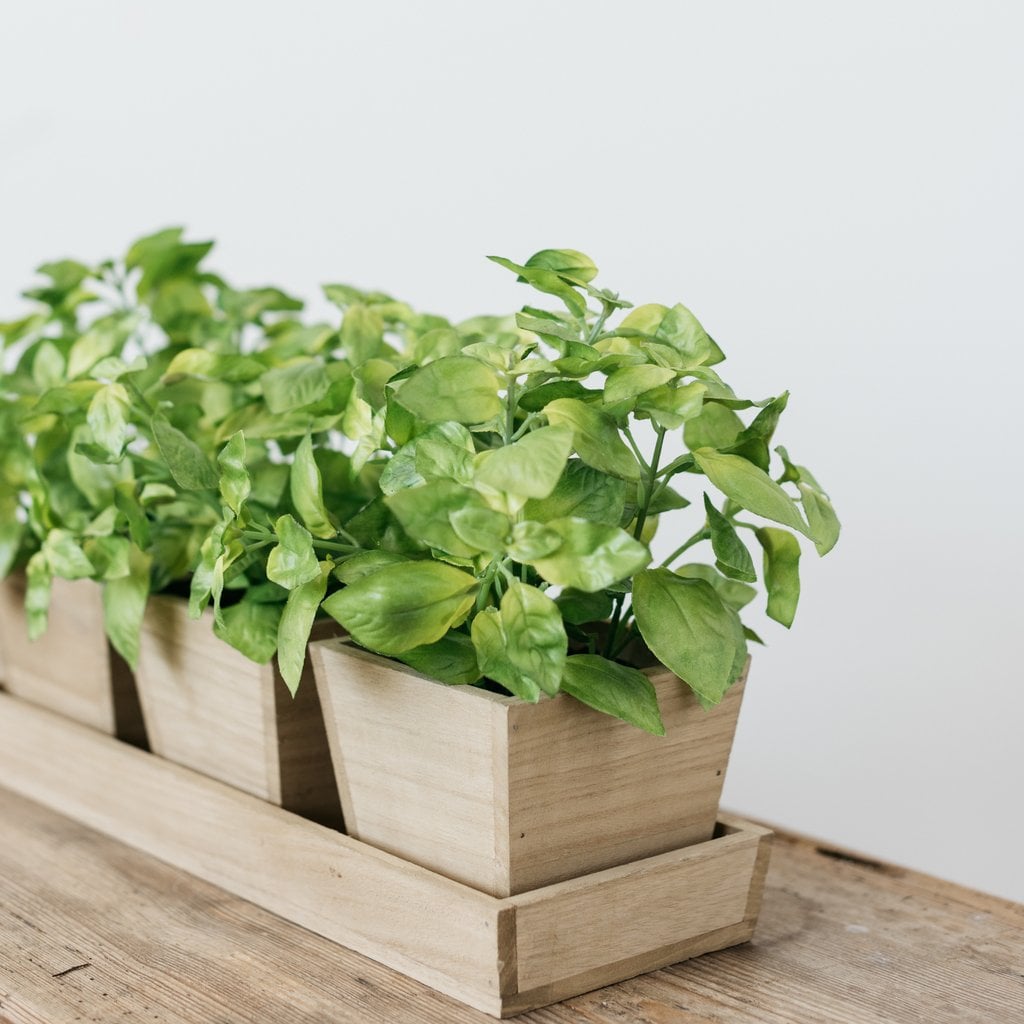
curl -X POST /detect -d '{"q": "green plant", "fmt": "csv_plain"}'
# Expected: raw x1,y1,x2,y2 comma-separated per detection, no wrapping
0,229,342,668
238,249,840,732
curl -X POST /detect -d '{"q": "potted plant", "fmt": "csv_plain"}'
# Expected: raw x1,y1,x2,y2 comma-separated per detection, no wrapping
0,229,340,817
296,249,841,896
125,242,485,817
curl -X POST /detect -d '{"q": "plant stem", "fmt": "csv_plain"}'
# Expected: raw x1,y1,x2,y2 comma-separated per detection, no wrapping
660,528,709,567
604,428,667,659
632,427,665,540
585,300,614,345
475,559,500,612
622,426,650,474
504,379,517,445
603,593,626,659
311,538,363,554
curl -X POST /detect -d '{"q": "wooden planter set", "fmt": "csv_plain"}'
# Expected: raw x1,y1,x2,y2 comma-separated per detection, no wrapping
0,574,772,1017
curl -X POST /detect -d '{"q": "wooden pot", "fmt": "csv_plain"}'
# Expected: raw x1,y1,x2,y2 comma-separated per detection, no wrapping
133,595,342,827
310,637,749,897
0,573,145,742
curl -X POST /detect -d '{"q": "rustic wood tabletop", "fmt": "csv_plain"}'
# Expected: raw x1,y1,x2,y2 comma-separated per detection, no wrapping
2,787,1021,1024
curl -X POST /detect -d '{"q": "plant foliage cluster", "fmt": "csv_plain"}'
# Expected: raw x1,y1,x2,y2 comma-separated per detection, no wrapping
1,233,839,733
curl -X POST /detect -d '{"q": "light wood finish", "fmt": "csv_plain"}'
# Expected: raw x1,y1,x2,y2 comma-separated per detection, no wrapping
133,595,341,824
4,770,1023,1024
0,693,771,1017
311,638,748,896
0,574,136,737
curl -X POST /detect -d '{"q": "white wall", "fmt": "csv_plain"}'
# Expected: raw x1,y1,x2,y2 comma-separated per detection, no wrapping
2,2,1021,900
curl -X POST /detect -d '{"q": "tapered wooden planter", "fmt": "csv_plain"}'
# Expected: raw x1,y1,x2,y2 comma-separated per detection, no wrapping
311,637,749,897
0,572,146,742
133,595,342,826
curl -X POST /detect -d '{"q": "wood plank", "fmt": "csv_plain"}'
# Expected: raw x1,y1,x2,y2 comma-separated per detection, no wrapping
0,787,497,1024
503,662,748,894
134,597,342,822
312,638,748,897
0,575,115,734
0,692,507,1016
312,639,509,895
0,692,769,1016
510,824,766,992
3,778,1022,1022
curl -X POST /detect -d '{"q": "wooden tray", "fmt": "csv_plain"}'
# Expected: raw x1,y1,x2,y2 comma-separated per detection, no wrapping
0,692,772,1018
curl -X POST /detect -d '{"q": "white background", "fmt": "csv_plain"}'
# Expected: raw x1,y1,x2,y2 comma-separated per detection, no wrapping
2,3,1021,900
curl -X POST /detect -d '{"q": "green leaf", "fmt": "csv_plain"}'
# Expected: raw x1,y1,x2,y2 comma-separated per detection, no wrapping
703,494,756,582
102,545,152,668
636,381,707,429
632,568,747,704
86,384,129,459
449,506,511,554
290,434,336,539
415,432,476,486
799,483,841,556
530,518,650,592
616,303,720,367
543,398,640,481
407,327,464,365
397,356,502,425
693,448,810,537
261,360,329,415
277,562,331,694
152,414,218,491
67,315,134,379
515,310,581,346
487,255,587,319
524,248,599,284
114,481,151,549
561,655,665,735
83,535,132,580
555,589,613,625
507,520,562,561
684,402,744,451
474,425,574,499
42,529,94,579
214,594,283,664
604,365,675,405
266,514,321,589
0,494,25,579
676,563,757,611
340,303,385,364
518,379,592,412
756,527,801,627
398,632,481,686
25,552,52,640
386,481,492,558
471,581,566,700
322,561,478,655
334,550,411,584
217,432,251,517
163,349,266,384
189,516,228,618
523,459,627,526
32,341,65,389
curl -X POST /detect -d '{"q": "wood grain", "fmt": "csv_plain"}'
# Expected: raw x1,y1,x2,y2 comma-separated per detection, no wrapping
135,595,341,823
2,781,1021,1022
0,693,769,1016
511,825,766,990
0,575,116,734
0,692,506,1015
311,638,748,897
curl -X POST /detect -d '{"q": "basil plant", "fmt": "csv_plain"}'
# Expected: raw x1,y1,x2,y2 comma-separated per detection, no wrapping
0,229,343,670
214,249,839,734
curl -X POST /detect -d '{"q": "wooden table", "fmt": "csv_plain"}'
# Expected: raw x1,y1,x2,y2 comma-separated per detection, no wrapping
1,787,1021,1024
